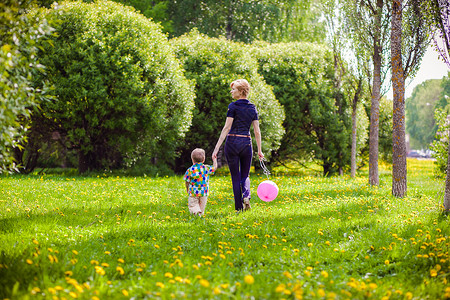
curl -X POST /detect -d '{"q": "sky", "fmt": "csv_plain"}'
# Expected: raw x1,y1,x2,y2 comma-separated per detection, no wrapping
401,45,449,99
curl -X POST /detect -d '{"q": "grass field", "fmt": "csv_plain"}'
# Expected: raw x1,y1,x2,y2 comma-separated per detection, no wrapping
0,159,448,299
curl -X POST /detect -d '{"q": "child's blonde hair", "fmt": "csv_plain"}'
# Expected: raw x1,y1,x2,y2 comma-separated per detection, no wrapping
191,148,205,163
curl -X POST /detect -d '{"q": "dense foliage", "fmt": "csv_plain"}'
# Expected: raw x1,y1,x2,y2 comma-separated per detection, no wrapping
27,0,195,173
251,41,354,175
377,96,394,163
110,0,173,34
0,0,53,173
406,79,443,150
431,75,450,175
171,30,285,172
108,0,325,44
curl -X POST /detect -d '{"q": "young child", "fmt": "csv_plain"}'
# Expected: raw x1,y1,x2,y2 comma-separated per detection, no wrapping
183,148,217,216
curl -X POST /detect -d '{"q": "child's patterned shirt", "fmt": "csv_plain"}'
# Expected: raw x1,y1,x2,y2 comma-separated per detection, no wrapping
184,163,215,197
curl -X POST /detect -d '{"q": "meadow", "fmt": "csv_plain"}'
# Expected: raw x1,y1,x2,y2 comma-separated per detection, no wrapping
0,159,448,299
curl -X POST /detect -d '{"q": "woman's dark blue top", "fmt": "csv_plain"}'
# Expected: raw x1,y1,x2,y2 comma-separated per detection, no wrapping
226,99,259,136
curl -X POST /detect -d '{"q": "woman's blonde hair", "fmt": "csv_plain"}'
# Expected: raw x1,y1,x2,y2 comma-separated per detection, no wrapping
231,79,250,98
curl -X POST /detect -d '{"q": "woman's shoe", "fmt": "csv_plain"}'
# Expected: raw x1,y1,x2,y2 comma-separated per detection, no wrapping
243,197,251,210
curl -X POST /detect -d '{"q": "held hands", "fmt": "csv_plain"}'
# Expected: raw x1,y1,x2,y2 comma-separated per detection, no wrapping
212,149,219,160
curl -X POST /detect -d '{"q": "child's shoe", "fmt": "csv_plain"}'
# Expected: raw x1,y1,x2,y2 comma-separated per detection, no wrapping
243,197,251,210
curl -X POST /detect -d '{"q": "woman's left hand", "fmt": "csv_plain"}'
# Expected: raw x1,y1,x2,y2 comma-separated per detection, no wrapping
258,151,264,160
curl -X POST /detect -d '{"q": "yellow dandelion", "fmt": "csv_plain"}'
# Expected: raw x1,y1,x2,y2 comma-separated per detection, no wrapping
283,271,293,279
65,271,73,277
156,282,165,288
48,255,54,263
31,287,41,294
385,260,390,265
276,284,286,293
430,269,437,277
26,259,33,265
118,258,125,263
318,289,326,297
154,244,160,249
69,291,78,298
122,289,129,296
165,272,173,278
94,266,105,276
116,266,125,275
213,287,221,295
244,275,255,284
321,270,329,278
199,279,210,287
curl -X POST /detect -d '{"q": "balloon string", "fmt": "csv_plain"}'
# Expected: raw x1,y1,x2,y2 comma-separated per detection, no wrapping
259,158,270,179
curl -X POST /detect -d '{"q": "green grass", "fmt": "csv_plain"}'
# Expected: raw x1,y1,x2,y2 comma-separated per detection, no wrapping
0,159,448,299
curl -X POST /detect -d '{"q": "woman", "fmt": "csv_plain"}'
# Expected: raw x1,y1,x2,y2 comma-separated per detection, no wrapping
212,79,264,212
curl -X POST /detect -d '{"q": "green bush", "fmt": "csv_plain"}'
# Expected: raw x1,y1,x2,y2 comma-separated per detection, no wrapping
28,0,195,173
171,30,285,172
430,109,449,176
251,41,353,175
0,0,53,173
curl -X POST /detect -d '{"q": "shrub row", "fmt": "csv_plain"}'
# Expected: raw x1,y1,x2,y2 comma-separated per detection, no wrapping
20,0,378,175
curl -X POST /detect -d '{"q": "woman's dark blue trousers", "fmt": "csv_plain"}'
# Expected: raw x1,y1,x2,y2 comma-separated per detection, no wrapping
224,136,253,211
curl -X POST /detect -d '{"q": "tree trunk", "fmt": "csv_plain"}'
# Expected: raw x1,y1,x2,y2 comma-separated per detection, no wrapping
369,0,384,186
444,138,450,211
391,0,407,198
351,79,362,178
226,1,234,40
78,150,96,174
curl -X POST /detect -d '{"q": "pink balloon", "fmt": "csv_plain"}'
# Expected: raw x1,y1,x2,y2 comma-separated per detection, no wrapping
257,180,279,202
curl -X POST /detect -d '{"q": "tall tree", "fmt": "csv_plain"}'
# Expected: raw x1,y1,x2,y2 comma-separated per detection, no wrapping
350,79,364,177
322,0,370,177
343,0,391,186
391,0,429,197
391,0,406,197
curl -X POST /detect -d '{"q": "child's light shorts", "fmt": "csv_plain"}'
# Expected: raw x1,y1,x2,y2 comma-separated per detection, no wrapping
188,195,207,215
